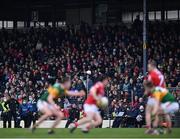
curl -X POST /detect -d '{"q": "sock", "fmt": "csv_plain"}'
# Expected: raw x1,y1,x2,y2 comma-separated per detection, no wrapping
74,122,78,127
146,125,151,129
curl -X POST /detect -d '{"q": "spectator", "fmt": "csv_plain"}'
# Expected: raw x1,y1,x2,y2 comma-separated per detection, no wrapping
112,103,126,128
135,105,145,128
0,96,11,128
4,94,19,128
65,104,80,128
27,95,38,126
20,99,31,128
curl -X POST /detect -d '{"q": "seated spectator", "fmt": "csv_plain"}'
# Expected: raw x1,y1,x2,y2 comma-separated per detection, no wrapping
135,105,145,128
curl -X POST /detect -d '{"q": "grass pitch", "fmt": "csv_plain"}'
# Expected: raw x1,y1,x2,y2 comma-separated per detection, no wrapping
0,128,180,138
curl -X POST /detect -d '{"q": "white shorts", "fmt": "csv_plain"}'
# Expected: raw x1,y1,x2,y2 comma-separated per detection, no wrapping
147,97,157,107
161,102,179,114
83,104,99,114
37,100,53,111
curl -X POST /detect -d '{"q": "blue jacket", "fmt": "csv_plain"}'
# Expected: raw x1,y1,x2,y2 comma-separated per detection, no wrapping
20,103,29,116
28,101,37,113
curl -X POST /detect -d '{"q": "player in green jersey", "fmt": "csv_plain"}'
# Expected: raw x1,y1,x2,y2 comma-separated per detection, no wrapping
31,76,85,134
144,81,179,134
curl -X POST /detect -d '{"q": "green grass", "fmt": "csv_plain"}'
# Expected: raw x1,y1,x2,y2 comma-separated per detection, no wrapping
0,128,180,138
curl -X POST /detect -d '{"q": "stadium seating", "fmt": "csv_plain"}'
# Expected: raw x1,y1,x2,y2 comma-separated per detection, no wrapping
0,21,179,127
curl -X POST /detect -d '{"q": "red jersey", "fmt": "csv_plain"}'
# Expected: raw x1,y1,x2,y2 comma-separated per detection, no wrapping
148,68,166,88
85,82,105,105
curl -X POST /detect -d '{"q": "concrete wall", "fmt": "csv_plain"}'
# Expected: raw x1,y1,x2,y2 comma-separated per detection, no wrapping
66,8,92,25
79,8,92,25
66,9,80,25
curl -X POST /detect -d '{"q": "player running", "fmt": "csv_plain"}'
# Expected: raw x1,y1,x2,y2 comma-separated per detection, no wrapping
31,77,85,134
69,75,109,133
145,60,166,133
144,81,179,134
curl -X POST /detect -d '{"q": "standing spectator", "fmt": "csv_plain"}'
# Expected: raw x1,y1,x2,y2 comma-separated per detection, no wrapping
0,96,11,128
28,95,38,126
20,99,30,128
4,94,19,128
65,104,80,128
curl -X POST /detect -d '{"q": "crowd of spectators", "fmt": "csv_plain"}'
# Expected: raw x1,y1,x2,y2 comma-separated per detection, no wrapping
0,19,179,128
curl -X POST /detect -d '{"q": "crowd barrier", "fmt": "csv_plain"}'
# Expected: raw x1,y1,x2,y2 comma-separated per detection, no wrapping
0,120,114,128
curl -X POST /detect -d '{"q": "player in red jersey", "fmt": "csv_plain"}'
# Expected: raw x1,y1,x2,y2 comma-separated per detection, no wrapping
145,60,167,134
69,75,109,133
147,60,166,88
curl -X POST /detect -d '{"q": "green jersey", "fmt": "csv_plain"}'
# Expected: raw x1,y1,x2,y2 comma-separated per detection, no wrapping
152,87,176,103
40,83,67,102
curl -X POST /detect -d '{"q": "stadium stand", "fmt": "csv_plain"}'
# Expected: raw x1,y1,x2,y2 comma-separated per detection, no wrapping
0,20,179,127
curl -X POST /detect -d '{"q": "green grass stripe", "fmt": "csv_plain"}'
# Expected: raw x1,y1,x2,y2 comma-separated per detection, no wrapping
2,138,180,139
0,128,179,138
